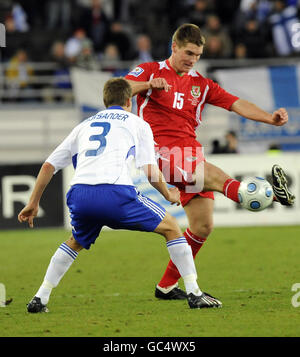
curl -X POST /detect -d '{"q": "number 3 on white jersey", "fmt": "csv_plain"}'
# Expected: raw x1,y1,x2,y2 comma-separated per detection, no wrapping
173,92,184,109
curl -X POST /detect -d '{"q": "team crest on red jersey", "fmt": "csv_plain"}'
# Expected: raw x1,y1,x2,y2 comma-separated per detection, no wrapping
191,86,201,98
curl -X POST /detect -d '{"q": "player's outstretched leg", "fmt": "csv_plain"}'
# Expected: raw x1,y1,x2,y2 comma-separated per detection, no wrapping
27,236,82,313
199,161,296,209
272,164,295,206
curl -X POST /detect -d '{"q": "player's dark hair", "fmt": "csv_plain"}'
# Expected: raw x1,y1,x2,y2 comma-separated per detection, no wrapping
172,23,205,48
103,77,132,108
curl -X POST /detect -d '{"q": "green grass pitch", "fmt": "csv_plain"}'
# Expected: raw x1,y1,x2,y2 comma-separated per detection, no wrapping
1,225,300,337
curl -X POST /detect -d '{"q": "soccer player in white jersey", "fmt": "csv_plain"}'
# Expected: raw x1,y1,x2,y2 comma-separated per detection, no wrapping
18,78,222,312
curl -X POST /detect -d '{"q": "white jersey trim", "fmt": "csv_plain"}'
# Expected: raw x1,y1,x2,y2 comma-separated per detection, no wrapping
195,84,209,127
158,60,170,70
139,73,154,120
188,69,199,77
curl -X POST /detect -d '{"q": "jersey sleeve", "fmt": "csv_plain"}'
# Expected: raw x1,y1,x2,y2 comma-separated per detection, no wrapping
205,78,239,110
45,124,80,174
135,121,157,169
125,62,155,82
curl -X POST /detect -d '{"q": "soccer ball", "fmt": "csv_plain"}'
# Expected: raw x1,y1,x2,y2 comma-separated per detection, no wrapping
238,176,273,212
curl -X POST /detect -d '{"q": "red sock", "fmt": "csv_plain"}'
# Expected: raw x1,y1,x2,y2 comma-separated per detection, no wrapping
158,228,207,289
223,178,241,203
185,228,207,258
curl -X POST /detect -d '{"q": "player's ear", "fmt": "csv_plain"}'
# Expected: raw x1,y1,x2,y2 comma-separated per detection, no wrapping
172,41,178,53
125,97,132,111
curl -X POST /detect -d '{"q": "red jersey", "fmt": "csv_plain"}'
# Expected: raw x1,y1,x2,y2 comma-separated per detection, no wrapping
125,59,239,147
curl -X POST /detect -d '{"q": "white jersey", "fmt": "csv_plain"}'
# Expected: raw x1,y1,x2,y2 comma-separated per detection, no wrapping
46,106,157,186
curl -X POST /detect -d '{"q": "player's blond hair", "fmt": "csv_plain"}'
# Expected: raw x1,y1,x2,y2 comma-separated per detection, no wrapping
103,77,132,108
172,23,205,48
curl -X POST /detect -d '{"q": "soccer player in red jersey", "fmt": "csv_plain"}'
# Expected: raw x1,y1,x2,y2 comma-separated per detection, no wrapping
125,23,294,302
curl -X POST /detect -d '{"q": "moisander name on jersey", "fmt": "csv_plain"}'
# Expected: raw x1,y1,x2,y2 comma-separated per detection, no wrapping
87,111,129,122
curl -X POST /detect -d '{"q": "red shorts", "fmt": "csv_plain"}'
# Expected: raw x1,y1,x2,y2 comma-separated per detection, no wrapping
156,138,214,207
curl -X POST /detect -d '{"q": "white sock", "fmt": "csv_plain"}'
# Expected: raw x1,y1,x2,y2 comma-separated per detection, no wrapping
166,237,202,296
35,242,78,305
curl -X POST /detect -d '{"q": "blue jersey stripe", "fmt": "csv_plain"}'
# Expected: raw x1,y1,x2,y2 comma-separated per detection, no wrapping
72,154,78,169
126,145,136,159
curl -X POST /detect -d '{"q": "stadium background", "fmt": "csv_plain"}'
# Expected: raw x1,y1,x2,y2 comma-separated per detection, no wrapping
0,0,299,229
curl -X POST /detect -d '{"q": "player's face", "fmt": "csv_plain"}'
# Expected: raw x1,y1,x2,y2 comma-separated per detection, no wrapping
171,42,203,73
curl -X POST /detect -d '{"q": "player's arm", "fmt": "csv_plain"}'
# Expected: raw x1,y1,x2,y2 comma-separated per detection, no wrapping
143,164,180,205
18,162,55,228
231,98,288,126
18,124,78,228
126,78,171,96
136,121,179,204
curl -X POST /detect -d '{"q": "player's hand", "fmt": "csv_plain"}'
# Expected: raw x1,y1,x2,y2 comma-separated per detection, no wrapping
149,78,172,92
271,108,288,126
166,187,181,206
18,204,38,228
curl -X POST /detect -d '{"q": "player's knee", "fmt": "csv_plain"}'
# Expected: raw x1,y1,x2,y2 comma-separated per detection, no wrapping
163,213,181,235
166,214,180,231
65,236,83,252
190,221,213,238
154,212,182,240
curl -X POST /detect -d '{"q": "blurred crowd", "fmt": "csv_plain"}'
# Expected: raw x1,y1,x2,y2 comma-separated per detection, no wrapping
1,0,300,102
